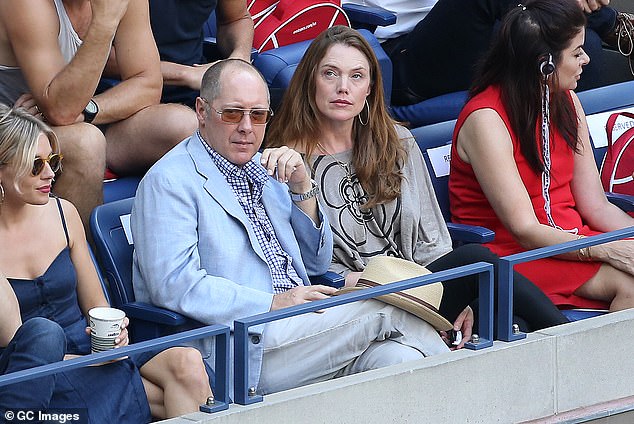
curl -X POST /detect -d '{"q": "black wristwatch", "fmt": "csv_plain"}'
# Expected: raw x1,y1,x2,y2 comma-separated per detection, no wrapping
83,99,99,123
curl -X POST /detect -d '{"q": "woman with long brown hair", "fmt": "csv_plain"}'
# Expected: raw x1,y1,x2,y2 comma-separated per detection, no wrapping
266,26,568,340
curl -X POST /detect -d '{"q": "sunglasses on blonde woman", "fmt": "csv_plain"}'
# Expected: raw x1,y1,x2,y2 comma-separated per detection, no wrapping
32,153,63,176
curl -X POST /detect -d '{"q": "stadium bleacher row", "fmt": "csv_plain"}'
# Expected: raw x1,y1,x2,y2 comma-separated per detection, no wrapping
3,3,634,422
7,78,634,420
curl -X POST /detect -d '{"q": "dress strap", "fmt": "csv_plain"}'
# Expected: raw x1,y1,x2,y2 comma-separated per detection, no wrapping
54,196,70,247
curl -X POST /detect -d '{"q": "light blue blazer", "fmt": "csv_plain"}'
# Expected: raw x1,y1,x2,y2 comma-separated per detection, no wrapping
131,135,333,390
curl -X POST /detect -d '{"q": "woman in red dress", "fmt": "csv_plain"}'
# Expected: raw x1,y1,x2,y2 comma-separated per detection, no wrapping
449,0,634,311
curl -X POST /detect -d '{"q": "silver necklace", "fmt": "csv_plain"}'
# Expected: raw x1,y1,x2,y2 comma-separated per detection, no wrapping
316,142,354,183
316,142,369,209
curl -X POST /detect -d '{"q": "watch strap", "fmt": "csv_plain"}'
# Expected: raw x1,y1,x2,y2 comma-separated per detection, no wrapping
289,180,320,202
83,99,98,123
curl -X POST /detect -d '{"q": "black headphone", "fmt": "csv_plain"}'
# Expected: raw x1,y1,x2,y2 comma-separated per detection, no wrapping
539,53,555,76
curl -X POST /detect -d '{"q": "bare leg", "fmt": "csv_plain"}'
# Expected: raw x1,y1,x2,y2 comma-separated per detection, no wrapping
141,377,166,419
574,264,634,311
51,123,106,236
105,103,197,175
139,347,212,419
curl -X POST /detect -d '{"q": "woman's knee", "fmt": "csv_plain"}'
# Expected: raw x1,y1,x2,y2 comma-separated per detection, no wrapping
15,318,65,362
430,244,499,273
609,273,634,300
165,347,210,391
370,340,424,366
455,244,499,264
576,265,634,301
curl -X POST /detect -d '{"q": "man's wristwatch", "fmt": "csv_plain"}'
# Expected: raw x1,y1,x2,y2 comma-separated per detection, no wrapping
83,99,99,123
289,180,320,202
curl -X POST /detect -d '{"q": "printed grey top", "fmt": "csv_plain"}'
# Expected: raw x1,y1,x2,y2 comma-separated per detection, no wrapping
309,125,452,275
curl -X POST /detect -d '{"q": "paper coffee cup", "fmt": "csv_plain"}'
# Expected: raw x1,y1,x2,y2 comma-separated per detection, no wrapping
89,307,125,353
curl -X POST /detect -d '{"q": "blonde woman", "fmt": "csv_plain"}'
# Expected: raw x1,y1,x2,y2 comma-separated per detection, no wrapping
0,105,212,422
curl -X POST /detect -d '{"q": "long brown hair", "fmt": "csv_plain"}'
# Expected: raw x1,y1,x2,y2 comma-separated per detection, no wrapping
265,26,406,208
470,0,586,173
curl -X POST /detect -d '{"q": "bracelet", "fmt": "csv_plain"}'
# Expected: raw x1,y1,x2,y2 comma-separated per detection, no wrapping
576,235,592,262
289,179,320,202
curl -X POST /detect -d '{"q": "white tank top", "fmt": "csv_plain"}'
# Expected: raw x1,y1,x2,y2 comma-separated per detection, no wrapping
53,0,82,63
0,0,83,104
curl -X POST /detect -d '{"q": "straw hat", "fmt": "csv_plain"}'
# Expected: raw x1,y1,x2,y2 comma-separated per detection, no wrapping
338,256,452,331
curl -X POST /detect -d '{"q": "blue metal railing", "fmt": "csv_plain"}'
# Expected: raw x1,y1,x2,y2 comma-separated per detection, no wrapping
233,262,495,405
0,324,231,414
497,227,634,341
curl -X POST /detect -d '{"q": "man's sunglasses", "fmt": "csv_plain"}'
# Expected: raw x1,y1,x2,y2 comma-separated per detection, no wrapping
209,105,273,125
32,153,63,176
200,98,273,125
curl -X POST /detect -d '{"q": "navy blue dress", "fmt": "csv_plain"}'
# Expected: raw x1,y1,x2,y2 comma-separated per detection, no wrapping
7,199,152,423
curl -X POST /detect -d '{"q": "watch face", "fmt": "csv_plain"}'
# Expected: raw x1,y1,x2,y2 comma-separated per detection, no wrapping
85,100,98,114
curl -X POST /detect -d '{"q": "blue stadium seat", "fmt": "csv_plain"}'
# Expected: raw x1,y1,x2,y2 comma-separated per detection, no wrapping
254,28,392,109
103,176,141,204
88,243,111,305
560,308,608,321
342,3,396,32
577,79,634,169
252,18,465,125
392,91,468,128
577,80,634,212
410,122,494,245
577,80,634,115
90,197,204,342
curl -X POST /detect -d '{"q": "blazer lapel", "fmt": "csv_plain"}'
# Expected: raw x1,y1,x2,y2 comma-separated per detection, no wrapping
186,138,267,262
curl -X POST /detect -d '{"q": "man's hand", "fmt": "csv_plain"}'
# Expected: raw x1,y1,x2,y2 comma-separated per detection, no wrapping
577,0,609,13
261,146,321,224
90,0,132,29
344,271,363,287
271,285,338,311
14,93,42,118
260,146,312,193
186,63,216,90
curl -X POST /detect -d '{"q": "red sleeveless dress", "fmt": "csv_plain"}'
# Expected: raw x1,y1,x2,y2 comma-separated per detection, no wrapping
449,86,607,309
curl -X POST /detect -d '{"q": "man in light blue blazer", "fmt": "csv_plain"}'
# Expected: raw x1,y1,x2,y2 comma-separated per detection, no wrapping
131,59,449,397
